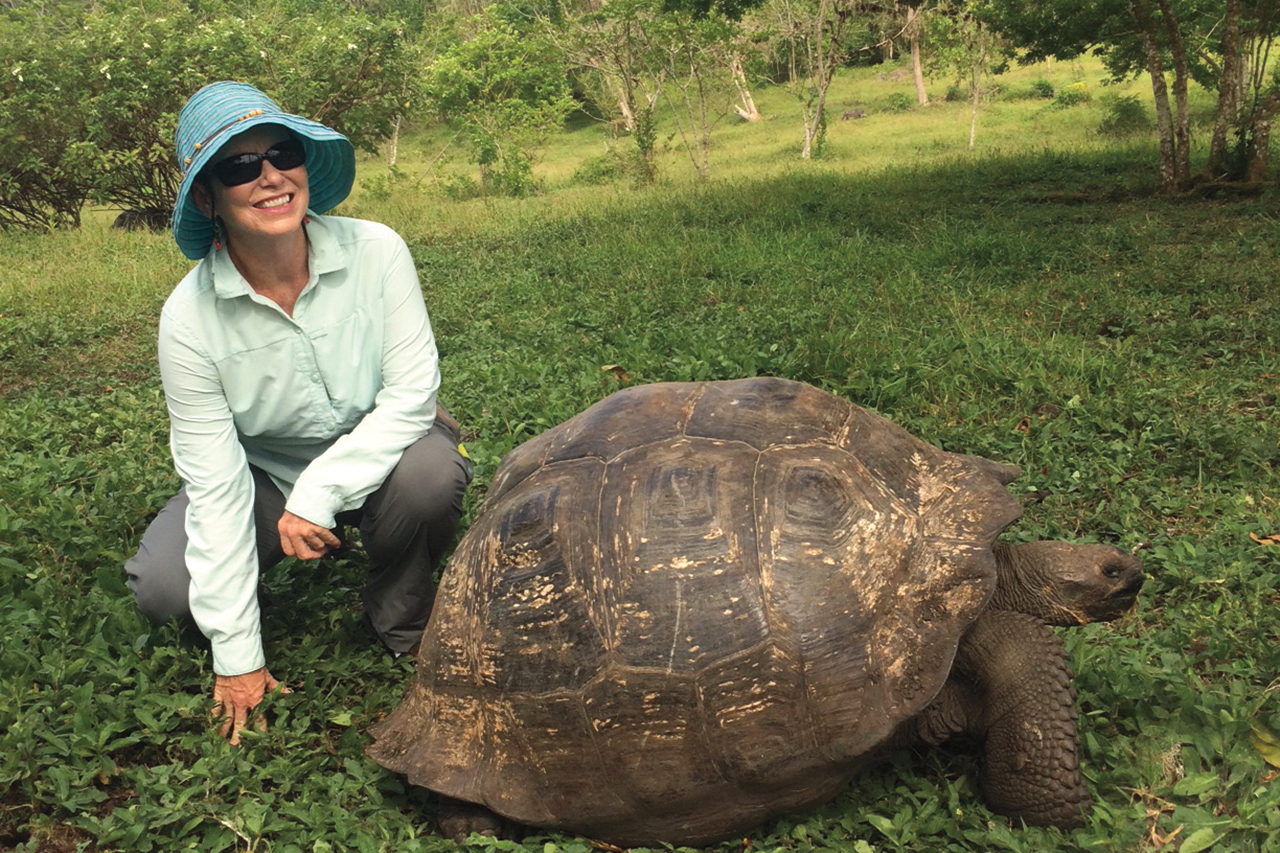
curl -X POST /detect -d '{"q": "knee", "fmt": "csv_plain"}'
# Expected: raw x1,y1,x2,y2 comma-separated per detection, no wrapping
363,432,472,553
393,430,473,521
125,549,191,625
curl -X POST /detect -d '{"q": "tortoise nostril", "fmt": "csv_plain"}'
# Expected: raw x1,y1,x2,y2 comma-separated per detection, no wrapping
1121,574,1145,595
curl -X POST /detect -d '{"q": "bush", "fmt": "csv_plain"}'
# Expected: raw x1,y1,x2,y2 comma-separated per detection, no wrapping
422,10,575,197
1029,78,1055,99
0,0,417,231
880,92,914,113
1050,82,1091,109
944,85,966,102
441,173,482,200
1097,95,1153,138
573,152,625,186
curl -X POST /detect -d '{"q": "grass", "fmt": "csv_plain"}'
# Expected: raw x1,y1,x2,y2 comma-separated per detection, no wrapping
2,56,1280,852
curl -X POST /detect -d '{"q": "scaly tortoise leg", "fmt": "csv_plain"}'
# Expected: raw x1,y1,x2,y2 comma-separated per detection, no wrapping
437,796,524,843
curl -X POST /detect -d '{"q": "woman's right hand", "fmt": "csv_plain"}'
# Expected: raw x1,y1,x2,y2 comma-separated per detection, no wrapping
278,510,341,559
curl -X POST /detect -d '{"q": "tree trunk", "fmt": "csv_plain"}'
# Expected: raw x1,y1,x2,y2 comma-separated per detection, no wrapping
1246,90,1280,181
1155,0,1191,186
617,91,638,133
1205,0,1243,178
387,114,401,168
967,23,987,150
907,4,927,105
730,55,761,121
1128,0,1178,191
969,53,980,150
802,0,835,159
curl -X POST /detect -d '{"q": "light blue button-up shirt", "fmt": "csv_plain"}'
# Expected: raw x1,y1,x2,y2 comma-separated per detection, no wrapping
158,214,439,676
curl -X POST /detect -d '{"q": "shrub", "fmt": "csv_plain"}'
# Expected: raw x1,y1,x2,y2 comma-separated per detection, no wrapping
1050,82,1091,109
441,173,482,200
1097,95,1153,138
880,92,914,113
944,85,966,102
1029,78,1055,99
0,0,416,230
573,152,625,186
422,10,575,197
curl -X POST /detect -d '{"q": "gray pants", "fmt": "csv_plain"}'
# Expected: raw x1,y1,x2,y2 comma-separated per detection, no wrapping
125,425,472,654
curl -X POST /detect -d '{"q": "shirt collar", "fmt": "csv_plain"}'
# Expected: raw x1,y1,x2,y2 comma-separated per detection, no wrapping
206,211,348,300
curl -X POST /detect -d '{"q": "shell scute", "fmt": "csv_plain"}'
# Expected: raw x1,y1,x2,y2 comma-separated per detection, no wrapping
698,642,820,787
432,458,611,695
685,376,853,449
601,438,765,671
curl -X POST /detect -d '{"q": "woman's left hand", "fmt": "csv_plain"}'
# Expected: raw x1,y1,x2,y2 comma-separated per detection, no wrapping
278,511,341,559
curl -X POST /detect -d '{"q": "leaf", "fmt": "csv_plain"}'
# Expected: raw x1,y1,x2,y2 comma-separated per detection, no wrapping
1178,828,1220,853
1249,531,1280,546
1171,772,1219,797
1251,721,1280,768
866,814,896,837
600,364,631,382
328,712,353,727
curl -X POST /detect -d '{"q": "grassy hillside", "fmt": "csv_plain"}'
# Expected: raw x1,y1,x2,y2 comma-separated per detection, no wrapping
1,58,1278,853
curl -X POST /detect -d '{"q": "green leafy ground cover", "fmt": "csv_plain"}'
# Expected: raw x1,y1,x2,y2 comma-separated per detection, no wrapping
2,63,1280,853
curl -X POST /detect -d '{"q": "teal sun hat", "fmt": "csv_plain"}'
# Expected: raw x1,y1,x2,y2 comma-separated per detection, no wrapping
171,81,356,260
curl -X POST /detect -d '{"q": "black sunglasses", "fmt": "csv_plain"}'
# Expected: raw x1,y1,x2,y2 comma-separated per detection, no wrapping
208,138,307,187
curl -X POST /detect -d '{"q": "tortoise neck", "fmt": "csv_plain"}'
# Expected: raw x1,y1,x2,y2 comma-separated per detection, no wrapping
988,543,1077,625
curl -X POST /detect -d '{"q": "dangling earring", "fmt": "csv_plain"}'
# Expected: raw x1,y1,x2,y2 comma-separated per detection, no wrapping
302,214,311,225
212,216,225,251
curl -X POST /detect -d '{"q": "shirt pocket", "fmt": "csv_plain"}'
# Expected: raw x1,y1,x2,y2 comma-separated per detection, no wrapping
217,333,315,437
309,306,383,424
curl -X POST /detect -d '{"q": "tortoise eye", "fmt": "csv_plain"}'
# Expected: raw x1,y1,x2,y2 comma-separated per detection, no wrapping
1102,563,1122,579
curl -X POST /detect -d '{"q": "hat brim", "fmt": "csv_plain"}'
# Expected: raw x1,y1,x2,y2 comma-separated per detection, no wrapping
171,113,355,260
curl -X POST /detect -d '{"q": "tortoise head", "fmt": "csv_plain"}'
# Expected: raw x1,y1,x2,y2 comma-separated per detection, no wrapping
989,541,1144,626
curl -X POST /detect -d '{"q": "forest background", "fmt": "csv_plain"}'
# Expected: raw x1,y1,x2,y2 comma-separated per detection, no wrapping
2,0,1280,851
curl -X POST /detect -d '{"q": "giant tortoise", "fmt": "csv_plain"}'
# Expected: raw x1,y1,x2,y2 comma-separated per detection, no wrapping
368,377,1143,845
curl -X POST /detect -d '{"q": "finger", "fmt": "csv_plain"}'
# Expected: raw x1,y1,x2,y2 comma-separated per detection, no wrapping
294,538,328,560
280,532,296,557
229,706,248,746
316,528,341,547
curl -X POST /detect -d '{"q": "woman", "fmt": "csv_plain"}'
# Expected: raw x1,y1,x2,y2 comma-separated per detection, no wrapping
126,81,471,744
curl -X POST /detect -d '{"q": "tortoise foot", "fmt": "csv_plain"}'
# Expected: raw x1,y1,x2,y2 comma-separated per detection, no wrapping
438,797,523,842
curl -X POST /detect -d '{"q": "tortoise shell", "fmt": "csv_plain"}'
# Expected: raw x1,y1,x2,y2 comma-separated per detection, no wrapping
368,377,1023,845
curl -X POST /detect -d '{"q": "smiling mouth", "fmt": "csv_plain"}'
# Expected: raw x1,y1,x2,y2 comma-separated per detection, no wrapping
255,194,293,210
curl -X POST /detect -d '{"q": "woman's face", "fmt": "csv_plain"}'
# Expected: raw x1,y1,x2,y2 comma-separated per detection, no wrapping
197,125,310,248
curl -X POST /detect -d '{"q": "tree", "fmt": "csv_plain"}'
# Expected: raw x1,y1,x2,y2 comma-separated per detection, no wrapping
755,0,867,158
902,1,929,104
927,2,1003,149
982,0,1280,189
0,14,99,228
422,9,576,195
536,0,744,182
643,8,742,179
